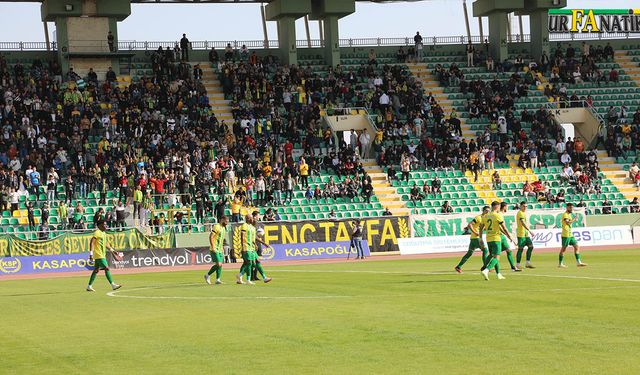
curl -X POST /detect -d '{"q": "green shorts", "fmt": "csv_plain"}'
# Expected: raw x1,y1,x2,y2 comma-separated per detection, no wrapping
517,237,533,249
561,236,577,247
94,258,109,269
210,251,224,263
242,251,258,262
501,235,511,252
469,238,486,251
487,241,502,256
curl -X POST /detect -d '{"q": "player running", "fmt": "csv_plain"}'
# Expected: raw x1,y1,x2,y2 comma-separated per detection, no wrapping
205,215,228,285
515,202,535,269
455,206,490,273
86,219,122,292
479,201,515,280
559,203,587,268
500,202,521,272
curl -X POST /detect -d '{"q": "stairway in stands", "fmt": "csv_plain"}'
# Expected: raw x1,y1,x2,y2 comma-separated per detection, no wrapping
404,62,476,139
199,62,234,127
615,50,640,87
364,160,411,216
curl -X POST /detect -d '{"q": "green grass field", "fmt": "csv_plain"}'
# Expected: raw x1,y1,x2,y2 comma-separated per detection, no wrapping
3,250,640,374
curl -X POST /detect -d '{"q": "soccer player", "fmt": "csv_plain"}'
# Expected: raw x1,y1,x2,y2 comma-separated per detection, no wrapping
479,201,515,280
515,202,535,269
559,203,587,268
86,220,122,292
500,202,521,272
205,215,228,285
254,227,273,283
251,211,273,283
455,206,490,273
236,214,257,285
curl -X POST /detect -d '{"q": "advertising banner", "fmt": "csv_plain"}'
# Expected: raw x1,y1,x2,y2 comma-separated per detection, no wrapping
0,229,176,257
230,216,409,253
410,208,587,237
263,241,370,261
0,253,95,276
398,225,632,255
110,240,370,270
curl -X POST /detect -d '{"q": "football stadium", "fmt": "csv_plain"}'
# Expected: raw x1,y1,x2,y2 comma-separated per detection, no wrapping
1,0,640,373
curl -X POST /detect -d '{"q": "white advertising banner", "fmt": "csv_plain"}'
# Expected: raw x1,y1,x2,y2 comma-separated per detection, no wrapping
399,225,633,255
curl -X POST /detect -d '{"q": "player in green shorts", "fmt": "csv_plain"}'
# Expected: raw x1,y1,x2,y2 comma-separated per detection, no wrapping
205,215,228,285
515,202,535,269
237,214,257,285
500,202,521,272
479,201,515,280
86,220,122,292
559,203,587,268
251,211,272,283
455,206,489,273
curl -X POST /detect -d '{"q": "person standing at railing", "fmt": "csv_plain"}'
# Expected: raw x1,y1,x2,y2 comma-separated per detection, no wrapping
107,31,114,52
180,33,190,62
414,31,423,62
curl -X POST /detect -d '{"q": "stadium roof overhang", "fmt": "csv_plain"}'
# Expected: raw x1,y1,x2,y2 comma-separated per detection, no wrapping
1,0,427,3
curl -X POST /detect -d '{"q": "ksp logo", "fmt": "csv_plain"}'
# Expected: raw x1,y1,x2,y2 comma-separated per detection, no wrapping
0,257,22,274
261,247,275,260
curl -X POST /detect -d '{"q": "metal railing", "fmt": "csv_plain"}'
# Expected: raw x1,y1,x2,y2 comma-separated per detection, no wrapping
2,32,640,52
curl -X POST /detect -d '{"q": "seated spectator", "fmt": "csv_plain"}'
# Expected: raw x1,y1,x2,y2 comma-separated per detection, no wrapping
492,171,502,190
522,180,536,198
630,198,640,213
555,189,566,203
602,198,612,214
560,163,575,184
441,200,453,214
431,176,442,195
382,207,393,216
410,183,423,202
635,172,640,191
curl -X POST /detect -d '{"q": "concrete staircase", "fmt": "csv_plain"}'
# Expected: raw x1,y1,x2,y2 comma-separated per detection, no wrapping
404,62,475,139
602,169,637,201
614,50,640,87
199,62,234,126
363,160,411,216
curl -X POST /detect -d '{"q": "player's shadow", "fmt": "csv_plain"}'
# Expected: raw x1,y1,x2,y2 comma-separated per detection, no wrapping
398,279,477,284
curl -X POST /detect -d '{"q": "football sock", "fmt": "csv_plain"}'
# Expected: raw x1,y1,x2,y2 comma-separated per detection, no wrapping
207,265,218,276
256,263,267,279
516,248,524,264
88,271,97,286
559,254,564,264
526,247,533,262
105,269,114,284
575,253,582,263
506,251,516,269
456,250,474,268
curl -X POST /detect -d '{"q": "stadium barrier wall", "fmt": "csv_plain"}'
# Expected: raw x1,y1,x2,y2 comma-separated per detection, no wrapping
398,225,634,255
410,209,587,237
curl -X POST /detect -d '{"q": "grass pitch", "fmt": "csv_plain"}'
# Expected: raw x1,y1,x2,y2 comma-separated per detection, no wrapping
2,250,640,374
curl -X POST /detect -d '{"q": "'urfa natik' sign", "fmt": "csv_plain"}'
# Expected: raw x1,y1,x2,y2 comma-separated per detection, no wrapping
549,9,640,34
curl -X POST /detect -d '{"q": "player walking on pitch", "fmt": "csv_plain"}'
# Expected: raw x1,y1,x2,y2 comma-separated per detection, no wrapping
479,201,516,280
559,203,587,268
205,215,228,285
515,202,535,269
500,202,521,272
237,214,257,285
250,211,272,283
455,206,490,273
86,220,122,292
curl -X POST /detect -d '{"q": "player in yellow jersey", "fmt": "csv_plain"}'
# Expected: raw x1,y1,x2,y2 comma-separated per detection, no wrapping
559,203,587,268
237,214,258,285
479,201,515,280
86,220,122,292
205,215,228,285
500,202,521,272
515,202,535,269
455,206,490,273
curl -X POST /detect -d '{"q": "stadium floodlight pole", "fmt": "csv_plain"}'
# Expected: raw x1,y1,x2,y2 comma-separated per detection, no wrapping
43,21,50,51
304,15,312,48
462,0,471,44
261,3,269,48
518,15,524,42
319,20,324,47
478,16,484,43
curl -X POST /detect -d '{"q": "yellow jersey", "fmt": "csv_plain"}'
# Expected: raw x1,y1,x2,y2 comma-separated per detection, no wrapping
210,224,226,253
299,163,309,176
92,230,107,259
561,212,574,237
240,223,256,252
516,210,528,237
469,215,482,239
483,212,503,243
